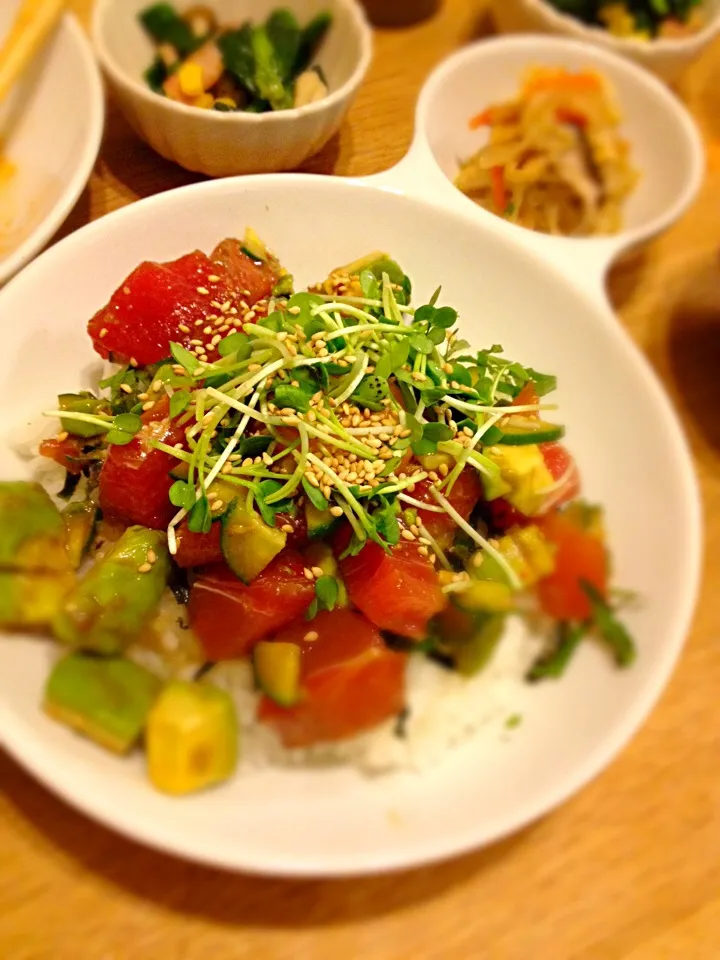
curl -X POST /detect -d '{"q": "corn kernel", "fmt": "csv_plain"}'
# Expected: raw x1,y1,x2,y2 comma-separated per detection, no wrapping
178,61,204,98
192,92,215,110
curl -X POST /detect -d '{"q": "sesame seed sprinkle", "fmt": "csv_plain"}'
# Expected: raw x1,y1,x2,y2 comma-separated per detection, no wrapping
197,286,210,295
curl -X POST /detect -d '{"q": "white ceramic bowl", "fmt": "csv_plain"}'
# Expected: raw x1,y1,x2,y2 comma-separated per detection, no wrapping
0,172,701,876
92,0,372,177
0,7,104,285
392,35,704,287
492,0,720,83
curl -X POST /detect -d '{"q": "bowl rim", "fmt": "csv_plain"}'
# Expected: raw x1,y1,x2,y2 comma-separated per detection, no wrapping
518,0,720,52
91,0,374,124
0,14,105,286
0,171,703,876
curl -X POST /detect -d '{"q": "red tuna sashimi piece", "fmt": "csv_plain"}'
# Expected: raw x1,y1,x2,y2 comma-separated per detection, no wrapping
88,244,278,366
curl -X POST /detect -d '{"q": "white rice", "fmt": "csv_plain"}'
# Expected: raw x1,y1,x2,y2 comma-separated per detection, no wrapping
197,621,544,775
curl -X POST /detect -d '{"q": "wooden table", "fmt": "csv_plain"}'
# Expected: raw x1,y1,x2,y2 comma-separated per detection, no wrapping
2,2,720,958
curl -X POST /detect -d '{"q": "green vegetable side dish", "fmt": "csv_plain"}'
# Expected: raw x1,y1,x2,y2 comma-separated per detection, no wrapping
546,0,703,39
0,233,639,799
139,3,332,112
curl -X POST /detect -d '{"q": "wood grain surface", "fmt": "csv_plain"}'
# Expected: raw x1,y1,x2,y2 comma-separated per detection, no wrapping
2,2,720,958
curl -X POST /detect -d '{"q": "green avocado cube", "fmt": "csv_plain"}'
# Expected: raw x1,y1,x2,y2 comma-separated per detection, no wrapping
147,681,239,795
44,653,161,754
0,571,74,628
53,526,170,655
0,481,71,573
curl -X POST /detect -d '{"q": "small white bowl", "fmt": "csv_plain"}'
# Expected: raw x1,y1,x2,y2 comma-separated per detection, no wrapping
0,7,104,285
92,0,372,177
398,35,703,282
492,0,720,84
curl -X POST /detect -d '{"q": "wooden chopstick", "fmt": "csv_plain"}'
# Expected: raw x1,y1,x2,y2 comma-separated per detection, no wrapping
0,0,68,104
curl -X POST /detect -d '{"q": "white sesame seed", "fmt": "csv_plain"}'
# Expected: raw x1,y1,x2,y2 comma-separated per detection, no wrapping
208,274,221,283
304,630,319,642
137,562,152,573
99,327,108,338
142,400,155,412
197,286,210,295
303,567,314,581
222,463,233,474
147,549,156,564
418,545,430,557
330,505,344,518
119,383,133,394
152,379,162,392
401,529,416,542
211,499,224,512
311,566,324,579
262,451,273,465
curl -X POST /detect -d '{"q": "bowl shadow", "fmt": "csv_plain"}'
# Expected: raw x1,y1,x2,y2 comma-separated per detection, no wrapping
666,256,720,453
607,248,650,313
1,747,534,928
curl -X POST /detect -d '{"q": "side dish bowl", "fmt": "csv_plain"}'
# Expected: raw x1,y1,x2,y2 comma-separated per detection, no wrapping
92,0,373,177
0,7,104,285
0,172,701,875
491,0,720,83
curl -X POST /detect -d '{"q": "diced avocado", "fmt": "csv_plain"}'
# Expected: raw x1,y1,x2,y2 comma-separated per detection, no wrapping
53,526,170,655
206,479,239,518
455,580,514,613
495,525,556,587
335,250,390,277
44,653,161,754
418,452,454,472
146,680,238,795
242,226,268,262
435,602,506,677
0,481,72,573
254,641,302,707
453,614,505,676
62,501,98,569
564,501,605,541
221,499,286,583
305,501,340,541
493,416,564,446
58,392,107,438
0,571,74,628
482,444,554,515
304,542,348,606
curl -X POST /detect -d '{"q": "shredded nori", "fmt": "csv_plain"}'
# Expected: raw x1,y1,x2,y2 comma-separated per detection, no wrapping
168,565,190,606
57,471,81,501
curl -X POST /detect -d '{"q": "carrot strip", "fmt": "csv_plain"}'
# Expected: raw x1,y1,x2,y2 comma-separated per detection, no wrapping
490,166,508,215
469,108,494,130
524,71,601,97
556,107,588,127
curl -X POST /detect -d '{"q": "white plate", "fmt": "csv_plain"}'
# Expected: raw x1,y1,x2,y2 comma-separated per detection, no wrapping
0,9,104,285
0,173,701,875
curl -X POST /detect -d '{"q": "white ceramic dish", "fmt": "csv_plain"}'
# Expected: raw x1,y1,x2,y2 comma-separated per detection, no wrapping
0,8,104,285
393,35,704,291
492,0,720,84
92,0,372,177
0,167,701,875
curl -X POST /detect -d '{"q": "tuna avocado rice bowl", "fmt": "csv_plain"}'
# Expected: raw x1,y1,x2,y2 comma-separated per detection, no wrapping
2,229,636,795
